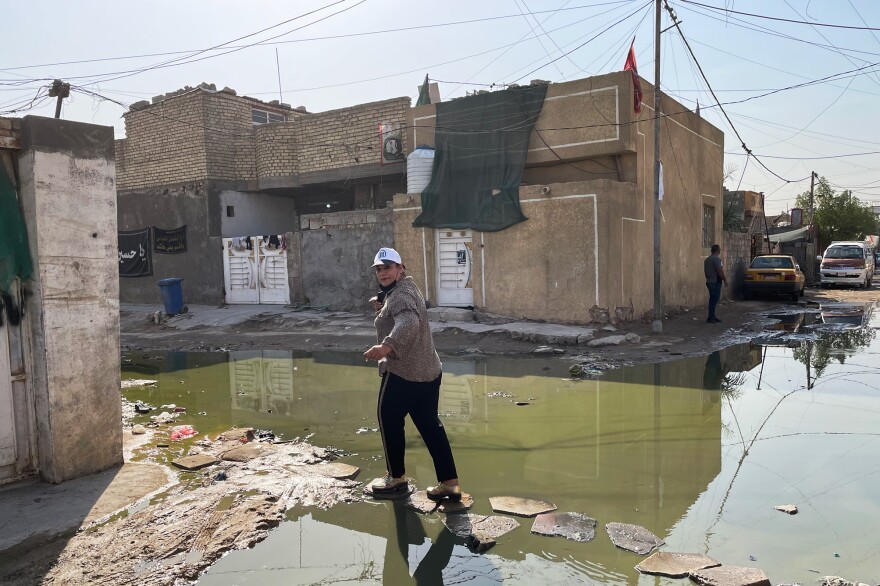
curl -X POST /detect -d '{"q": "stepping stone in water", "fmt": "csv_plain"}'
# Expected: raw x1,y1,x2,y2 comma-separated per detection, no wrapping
438,492,474,514
442,513,520,540
311,462,360,480
172,454,219,471
689,565,770,586
531,512,596,542
635,552,721,578
363,478,414,500
406,491,439,514
489,496,556,517
605,522,665,555
220,443,268,462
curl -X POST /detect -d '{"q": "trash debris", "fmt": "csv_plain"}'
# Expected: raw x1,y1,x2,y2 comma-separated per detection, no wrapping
134,402,152,414
161,404,177,410
150,411,177,424
774,504,798,515
131,424,147,435
174,406,187,413
213,471,227,481
355,427,378,434
514,401,531,406
487,391,513,398
121,379,157,389
170,425,197,441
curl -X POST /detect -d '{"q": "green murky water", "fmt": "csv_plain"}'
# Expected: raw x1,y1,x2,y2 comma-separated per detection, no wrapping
122,304,880,584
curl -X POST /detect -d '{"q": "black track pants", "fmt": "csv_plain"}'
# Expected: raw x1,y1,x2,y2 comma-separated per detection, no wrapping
377,371,458,482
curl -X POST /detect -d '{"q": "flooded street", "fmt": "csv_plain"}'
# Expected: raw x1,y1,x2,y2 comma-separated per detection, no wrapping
122,303,880,585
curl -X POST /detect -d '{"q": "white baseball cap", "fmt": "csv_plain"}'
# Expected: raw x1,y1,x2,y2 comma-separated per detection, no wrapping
372,247,402,267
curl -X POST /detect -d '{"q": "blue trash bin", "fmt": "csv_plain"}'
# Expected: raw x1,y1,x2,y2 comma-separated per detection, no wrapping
156,278,184,315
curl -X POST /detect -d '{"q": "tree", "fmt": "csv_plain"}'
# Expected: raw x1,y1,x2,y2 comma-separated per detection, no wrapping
795,176,878,245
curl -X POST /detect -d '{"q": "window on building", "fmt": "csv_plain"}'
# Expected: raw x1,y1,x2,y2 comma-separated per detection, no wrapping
226,206,235,217
702,204,715,249
252,109,286,125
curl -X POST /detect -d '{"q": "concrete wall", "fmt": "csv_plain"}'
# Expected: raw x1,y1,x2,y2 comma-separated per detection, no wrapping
723,231,752,299
18,116,121,483
219,190,297,237
300,208,393,310
117,181,224,305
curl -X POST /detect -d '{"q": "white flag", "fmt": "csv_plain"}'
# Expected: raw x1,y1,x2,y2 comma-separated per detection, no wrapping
658,161,664,201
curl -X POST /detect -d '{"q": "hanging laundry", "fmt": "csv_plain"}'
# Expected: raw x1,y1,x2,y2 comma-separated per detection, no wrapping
268,234,281,249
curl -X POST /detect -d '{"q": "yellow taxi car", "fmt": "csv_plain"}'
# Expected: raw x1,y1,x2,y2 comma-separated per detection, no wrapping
743,255,806,301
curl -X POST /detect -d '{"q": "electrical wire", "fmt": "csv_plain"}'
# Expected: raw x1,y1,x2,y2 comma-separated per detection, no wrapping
680,0,880,31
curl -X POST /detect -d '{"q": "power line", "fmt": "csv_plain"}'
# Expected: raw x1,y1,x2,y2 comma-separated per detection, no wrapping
680,0,880,31
75,0,366,86
0,1,635,73
661,1,794,183
510,0,653,84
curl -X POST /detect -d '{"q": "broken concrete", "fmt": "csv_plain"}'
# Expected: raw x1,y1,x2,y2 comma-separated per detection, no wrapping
310,462,360,480
171,454,220,471
490,495,556,517
635,551,720,578
605,522,665,555
427,307,475,322
689,565,771,586
442,513,520,540
219,442,269,462
588,334,629,347
406,491,439,514
530,512,596,542
820,577,872,586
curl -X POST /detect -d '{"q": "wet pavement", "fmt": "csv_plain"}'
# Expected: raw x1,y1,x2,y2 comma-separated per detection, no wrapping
117,301,880,585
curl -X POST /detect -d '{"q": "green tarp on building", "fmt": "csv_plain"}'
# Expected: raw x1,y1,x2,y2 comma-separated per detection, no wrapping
413,84,548,232
0,163,32,294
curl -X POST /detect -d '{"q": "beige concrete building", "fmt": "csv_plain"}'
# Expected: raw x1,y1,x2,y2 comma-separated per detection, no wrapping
393,71,724,323
115,85,409,307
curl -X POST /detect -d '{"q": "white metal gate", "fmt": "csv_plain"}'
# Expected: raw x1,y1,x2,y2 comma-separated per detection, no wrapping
222,236,290,305
436,229,474,307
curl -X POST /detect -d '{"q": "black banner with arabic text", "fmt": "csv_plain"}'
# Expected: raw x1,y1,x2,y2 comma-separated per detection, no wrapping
153,225,187,254
118,228,153,277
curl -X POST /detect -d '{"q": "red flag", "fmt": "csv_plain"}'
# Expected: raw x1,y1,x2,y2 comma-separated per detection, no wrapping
623,39,643,113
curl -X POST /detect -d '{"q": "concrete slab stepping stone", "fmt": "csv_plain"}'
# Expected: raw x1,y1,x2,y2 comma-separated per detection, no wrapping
363,478,414,500
216,427,255,442
635,552,720,577
773,504,798,515
438,492,474,514
531,512,597,542
311,462,360,480
172,454,219,470
489,496,556,517
406,491,439,514
605,522,665,555
220,443,269,462
442,513,520,540
689,565,771,586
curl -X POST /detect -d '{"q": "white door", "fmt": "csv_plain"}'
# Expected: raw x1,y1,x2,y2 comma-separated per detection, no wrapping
223,238,259,304
436,229,474,307
223,236,290,305
0,321,17,469
257,238,290,305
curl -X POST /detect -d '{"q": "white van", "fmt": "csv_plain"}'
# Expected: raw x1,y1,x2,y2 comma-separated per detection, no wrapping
819,241,875,288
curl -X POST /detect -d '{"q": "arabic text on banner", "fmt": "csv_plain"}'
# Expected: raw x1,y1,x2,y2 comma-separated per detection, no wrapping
118,228,153,277
153,225,187,254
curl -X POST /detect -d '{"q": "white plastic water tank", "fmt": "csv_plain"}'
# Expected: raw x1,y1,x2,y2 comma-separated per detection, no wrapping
406,147,435,194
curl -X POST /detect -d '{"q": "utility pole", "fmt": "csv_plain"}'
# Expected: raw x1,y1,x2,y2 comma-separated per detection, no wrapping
652,0,663,334
809,171,816,226
48,79,70,119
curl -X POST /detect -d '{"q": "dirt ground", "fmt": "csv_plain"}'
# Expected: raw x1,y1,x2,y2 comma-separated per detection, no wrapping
121,285,880,363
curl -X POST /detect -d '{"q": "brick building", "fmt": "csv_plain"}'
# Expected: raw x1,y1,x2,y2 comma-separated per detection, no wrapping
115,84,409,306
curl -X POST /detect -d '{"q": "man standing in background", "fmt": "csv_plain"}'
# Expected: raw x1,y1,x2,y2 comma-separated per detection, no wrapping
704,244,727,323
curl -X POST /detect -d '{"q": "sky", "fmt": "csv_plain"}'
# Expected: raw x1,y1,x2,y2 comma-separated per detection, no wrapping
3,0,880,214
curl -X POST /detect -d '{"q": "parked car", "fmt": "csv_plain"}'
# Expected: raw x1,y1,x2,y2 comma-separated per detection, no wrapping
743,255,805,301
819,241,875,288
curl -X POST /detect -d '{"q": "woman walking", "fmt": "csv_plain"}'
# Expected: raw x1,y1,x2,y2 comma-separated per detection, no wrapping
363,247,462,502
